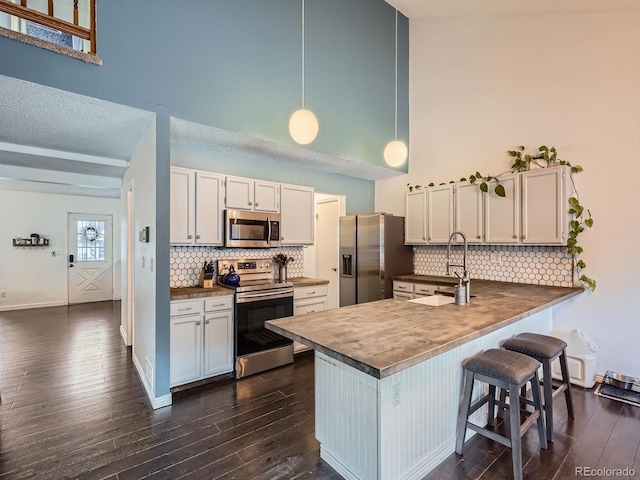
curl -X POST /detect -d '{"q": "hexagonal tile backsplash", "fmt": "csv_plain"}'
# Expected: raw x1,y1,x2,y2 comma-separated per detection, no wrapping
414,245,574,287
171,245,574,288
170,246,304,287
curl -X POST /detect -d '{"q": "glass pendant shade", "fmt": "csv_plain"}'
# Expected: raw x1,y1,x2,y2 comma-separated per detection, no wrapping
289,108,319,145
384,139,407,167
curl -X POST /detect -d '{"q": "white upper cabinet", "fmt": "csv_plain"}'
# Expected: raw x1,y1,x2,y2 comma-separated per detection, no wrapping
224,176,254,210
521,166,571,245
170,167,196,245
225,176,280,212
195,171,225,245
280,183,314,245
405,190,427,244
455,182,484,243
170,167,224,246
484,174,520,244
254,180,280,212
427,184,454,244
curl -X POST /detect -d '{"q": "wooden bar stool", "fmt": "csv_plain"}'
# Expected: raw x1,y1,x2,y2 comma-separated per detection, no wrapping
456,349,546,480
502,333,574,443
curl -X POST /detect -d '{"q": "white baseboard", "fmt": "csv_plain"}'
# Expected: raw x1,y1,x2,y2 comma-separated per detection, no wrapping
119,324,128,346
132,353,172,410
0,301,66,312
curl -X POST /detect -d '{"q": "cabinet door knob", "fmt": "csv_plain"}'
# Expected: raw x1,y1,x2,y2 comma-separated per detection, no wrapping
332,267,337,271
196,321,201,326
248,201,253,206
205,319,210,324
255,202,259,207
196,235,200,239
188,235,193,239
512,235,517,239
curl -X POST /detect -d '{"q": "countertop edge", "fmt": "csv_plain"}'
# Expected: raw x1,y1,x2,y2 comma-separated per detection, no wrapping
267,285,584,380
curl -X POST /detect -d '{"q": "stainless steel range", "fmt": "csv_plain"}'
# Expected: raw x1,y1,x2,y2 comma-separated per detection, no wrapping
217,258,294,379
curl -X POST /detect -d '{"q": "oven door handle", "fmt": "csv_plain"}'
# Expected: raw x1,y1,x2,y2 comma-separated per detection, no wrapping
236,290,293,303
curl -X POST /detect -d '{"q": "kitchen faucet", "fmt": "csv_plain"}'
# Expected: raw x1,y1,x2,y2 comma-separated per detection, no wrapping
446,231,471,304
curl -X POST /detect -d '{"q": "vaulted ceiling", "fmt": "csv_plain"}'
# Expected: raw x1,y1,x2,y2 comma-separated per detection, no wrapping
389,0,640,18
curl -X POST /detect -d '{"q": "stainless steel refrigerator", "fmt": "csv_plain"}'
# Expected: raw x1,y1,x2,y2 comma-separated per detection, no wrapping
339,213,413,306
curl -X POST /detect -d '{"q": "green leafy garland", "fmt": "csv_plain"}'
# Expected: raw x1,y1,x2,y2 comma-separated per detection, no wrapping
406,145,595,290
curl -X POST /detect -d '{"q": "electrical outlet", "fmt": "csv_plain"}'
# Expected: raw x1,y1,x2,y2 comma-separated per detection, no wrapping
393,383,400,407
490,251,503,265
0,291,6,298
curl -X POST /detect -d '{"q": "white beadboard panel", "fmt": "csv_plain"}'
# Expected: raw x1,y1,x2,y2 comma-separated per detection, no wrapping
509,308,553,337
314,308,555,480
315,352,378,480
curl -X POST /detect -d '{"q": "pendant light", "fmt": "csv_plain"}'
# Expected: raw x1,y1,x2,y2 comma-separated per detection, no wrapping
384,5,407,167
289,0,319,145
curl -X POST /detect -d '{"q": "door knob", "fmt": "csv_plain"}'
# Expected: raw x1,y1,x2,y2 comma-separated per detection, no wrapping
332,268,337,271
69,264,74,268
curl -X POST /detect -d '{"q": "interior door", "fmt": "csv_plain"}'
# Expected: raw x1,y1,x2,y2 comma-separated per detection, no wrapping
68,213,113,304
316,199,340,309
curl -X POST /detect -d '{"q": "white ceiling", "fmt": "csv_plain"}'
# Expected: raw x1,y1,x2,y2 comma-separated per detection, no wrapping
390,0,640,18
0,75,154,197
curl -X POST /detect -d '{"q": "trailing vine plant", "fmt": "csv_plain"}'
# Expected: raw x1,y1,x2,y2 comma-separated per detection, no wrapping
406,145,595,291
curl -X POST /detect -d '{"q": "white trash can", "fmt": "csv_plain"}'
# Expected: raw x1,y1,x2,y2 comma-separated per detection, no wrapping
551,329,598,388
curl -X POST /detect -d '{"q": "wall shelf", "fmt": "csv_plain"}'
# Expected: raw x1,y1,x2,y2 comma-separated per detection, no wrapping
13,237,49,247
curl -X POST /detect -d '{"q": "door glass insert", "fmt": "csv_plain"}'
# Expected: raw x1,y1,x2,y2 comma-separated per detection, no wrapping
76,220,105,261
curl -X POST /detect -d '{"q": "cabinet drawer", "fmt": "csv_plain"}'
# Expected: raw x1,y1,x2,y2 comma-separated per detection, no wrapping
294,298,327,315
294,284,328,300
204,296,233,312
414,284,439,296
393,281,414,293
170,300,202,317
393,291,414,301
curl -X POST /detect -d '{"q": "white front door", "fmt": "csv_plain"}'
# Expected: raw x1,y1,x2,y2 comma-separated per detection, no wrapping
68,213,113,304
316,198,342,309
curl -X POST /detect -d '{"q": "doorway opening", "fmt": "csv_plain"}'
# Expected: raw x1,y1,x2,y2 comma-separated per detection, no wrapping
304,194,345,309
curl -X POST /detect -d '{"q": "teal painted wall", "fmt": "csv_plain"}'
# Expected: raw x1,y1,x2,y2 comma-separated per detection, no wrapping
0,0,408,397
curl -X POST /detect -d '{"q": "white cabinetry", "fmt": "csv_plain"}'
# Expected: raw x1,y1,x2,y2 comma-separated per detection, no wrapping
455,182,484,243
393,280,443,299
170,295,234,387
427,184,454,244
280,184,315,245
521,166,571,245
405,190,427,245
225,176,280,212
170,167,224,246
484,174,520,244
170,167,195,245
293,284,328,353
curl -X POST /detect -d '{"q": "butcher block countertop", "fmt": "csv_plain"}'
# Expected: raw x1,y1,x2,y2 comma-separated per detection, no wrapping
266,280,583,379
170,285,233,300
290,277,330,287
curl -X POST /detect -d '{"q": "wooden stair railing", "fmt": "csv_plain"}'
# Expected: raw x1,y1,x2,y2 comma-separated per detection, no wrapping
0,0,96,54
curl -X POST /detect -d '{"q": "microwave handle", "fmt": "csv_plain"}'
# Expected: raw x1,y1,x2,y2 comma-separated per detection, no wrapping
267,217,272,245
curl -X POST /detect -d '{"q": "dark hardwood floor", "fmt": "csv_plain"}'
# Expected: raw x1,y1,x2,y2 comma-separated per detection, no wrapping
1,302,638,479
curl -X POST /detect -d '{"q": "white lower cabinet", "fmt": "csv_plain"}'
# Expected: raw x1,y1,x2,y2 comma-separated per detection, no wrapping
293,284,328,353
170,295,233,387
393,281,443,299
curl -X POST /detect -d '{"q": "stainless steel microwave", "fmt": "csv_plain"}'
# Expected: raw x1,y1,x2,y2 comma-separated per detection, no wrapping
224,210,281,248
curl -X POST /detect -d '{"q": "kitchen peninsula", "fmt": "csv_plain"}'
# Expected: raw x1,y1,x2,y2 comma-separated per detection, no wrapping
266,279,583,480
